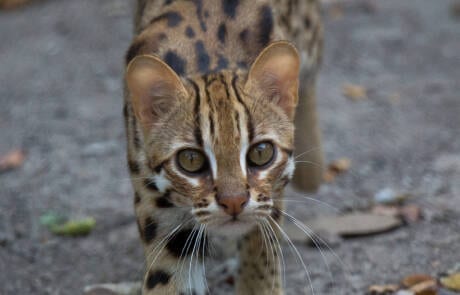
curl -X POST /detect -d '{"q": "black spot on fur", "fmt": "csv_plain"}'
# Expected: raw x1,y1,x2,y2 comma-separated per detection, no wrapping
189,0,207,31
125,40,144,64
150,11,183,27
166,229,207,257
146,270,171,289
217,23,227,43
153,163,163,173
128,160,140,174
132,117,142,149
222,0,239,18
195,40,210,73
215,55,229,71
185,26,195,38
156,191,174,208
144,217,157,243
304,17,311,28
258,5,274,46
163,51,186,75
134,192,141,204
237,61,248,69
239,29,249,45
144,179,158,191
123,104,128,118
271,207,281,221
164,0,174,5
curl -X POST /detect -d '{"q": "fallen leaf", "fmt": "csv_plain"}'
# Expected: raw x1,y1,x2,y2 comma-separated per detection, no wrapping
402,274,435,288
342,83,367,101
372,205,400,217
312,212,402,237
368,284,399,294
0,149,25,172
323,170,336,182
283,222,307,243
409,279,438,295
329,157,351,173
39,212,67,228
400,204,422,223
0,0,31,9
50,217,96,236
440,273,460,292
323,158,351,182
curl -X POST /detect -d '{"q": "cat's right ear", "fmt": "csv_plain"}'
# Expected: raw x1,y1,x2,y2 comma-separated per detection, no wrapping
125,55,188,130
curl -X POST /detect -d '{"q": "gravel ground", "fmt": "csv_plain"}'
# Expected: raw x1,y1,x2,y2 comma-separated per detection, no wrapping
1,0,459,294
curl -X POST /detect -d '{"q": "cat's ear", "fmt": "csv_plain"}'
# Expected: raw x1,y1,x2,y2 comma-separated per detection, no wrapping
245,41,300,119
125,55,188,129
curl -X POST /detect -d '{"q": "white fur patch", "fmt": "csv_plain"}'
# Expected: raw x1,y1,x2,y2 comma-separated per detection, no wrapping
177,258,206,295
153,170,171,193
283,157,295,178
205,145,218,180
170,165,200,187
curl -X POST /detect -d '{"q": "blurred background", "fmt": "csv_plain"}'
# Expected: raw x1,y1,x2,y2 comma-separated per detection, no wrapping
0,0,459,294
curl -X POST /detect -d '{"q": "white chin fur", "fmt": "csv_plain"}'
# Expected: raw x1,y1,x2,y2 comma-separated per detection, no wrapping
207,219,257,237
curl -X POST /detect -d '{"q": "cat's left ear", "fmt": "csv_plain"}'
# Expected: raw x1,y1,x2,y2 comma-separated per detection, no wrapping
245,41,300,119
125,54,188,130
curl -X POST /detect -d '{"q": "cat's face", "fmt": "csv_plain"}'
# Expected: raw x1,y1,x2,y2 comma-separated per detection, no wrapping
126,42,300,235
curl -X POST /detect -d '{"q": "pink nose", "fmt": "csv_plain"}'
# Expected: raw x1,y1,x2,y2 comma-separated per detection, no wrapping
217,195,249,216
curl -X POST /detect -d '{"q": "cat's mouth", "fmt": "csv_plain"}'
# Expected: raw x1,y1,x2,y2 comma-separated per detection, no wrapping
209,217,257,236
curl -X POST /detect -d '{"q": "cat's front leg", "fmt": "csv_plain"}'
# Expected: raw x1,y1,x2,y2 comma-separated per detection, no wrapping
236,219,284,295
138,218,207,295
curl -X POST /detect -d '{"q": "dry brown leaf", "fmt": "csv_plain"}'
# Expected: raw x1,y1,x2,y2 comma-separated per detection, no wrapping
0,0,31,9
323,170,336,182
440,273,460,292
402,274,435,288
342,84,367,101
409,279,437,295
329,157,351,173
372,205,400,217
368,284,399,294
0,149,25,172
400,204,422,223
312,213,402,237
323,158,351,182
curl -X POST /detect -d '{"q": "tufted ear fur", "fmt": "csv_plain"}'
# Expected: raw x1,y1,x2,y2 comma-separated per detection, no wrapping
244,41,300,120
125,55,188,130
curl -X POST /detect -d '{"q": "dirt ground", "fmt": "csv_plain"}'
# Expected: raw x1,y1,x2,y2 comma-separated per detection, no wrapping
1,0,459,294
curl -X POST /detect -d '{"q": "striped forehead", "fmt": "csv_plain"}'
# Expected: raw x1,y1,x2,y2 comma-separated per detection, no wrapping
191,73,249,180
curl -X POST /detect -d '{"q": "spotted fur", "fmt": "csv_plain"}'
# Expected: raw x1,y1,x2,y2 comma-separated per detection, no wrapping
125,0,323,294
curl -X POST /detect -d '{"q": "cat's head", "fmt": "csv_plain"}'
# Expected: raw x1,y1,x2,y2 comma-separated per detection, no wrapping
126,41,300,235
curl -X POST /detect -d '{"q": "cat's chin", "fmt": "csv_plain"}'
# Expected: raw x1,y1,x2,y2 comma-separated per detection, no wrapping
207,219,257,237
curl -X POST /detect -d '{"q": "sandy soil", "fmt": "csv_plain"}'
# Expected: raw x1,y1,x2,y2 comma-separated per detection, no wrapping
1,0,459,294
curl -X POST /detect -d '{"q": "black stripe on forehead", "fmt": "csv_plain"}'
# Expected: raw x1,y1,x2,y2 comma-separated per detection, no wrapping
218,74,230,99
187,78,204,147
231,74,254,141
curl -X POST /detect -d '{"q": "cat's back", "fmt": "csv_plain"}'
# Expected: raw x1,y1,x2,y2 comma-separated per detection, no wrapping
127,0,321,76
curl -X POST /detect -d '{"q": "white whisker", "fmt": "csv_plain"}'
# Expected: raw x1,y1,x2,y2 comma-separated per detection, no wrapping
269,216,316,295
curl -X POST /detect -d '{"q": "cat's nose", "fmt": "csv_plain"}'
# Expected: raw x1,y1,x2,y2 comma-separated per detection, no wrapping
217,195,249,217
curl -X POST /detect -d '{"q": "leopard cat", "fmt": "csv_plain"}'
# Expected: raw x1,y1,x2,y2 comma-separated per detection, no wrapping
123,0,323,294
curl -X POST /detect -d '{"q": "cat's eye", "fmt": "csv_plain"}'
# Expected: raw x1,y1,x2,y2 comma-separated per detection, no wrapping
177,149,208,174
247,142,275,168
